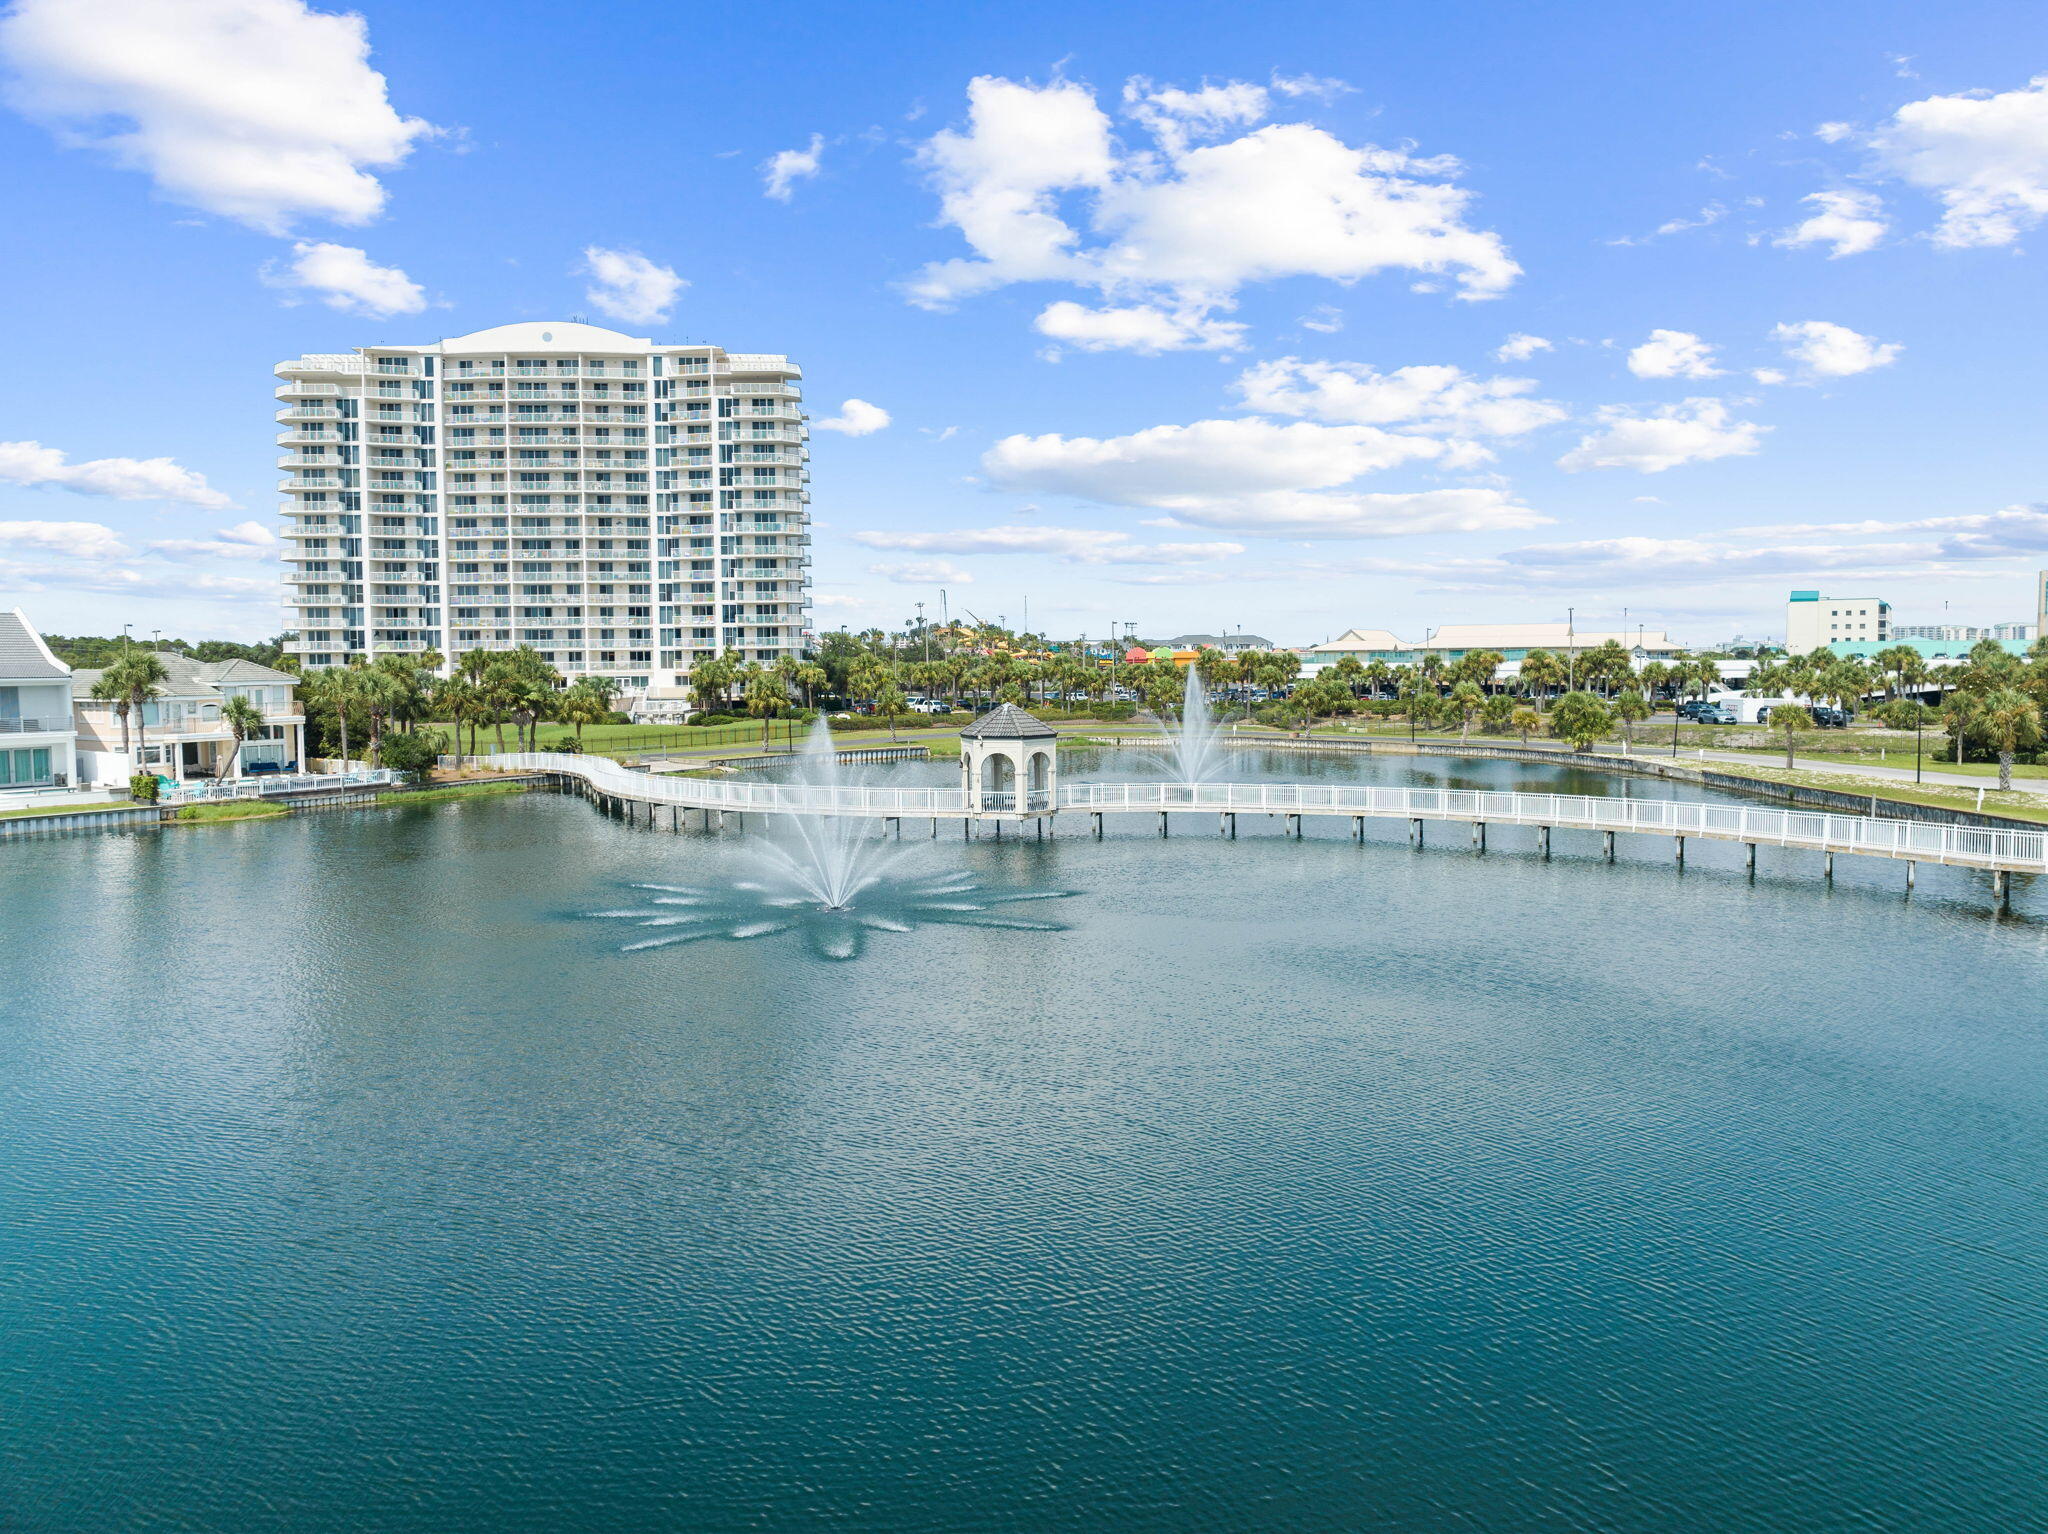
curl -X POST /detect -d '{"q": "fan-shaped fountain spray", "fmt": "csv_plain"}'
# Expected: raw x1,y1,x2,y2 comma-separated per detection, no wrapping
750,718,902,909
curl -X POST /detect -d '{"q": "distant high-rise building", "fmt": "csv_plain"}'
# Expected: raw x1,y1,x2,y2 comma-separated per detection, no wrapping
276,320,811,691
1786,591,1889,651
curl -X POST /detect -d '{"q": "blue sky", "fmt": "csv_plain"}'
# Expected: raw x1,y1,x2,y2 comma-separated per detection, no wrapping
3,0,2048,646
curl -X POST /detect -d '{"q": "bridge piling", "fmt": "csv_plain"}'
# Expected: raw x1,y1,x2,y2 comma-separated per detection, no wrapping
1410,818,1423,848
1471,822,1485,851
1995,869,2011,910
1746,842,1757,875
1537,825,1550,858
1906,860,1916,890
1675,835,1685,865
1092,812,1103,838
1353,815,1364,842
1824,852,1835,882
1603,831,1616,861
1159,811,1169,838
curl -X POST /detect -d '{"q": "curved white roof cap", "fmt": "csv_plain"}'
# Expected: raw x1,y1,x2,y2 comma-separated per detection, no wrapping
432,321,656,353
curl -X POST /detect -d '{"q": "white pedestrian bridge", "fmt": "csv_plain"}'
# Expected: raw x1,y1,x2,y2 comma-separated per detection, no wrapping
488,752,2045,889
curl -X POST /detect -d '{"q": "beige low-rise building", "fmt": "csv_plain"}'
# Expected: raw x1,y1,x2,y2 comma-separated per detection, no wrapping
73,654,306,786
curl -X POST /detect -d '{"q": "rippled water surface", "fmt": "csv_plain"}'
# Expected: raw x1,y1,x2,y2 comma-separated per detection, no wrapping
5,751,2048,1533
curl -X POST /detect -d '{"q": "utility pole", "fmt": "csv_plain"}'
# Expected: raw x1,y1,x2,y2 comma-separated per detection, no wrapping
1566,606,1576,690
916,601,928,663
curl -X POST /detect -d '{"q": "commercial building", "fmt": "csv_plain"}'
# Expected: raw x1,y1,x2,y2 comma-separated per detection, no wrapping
1786,591,1889,651
0,608,76,791
1160,632,1276,654
1306,622,1683,669
276,320,811,696
73,653,305,787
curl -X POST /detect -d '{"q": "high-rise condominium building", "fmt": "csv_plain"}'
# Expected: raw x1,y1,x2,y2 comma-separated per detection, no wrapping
276,320,811,691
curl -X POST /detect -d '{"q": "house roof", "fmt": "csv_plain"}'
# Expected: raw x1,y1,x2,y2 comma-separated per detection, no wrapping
1311,628,1411,653
0,608,70,681
1422,624,1682,653
1164,632,1275,649
72,651,297,701
960,702,1058,740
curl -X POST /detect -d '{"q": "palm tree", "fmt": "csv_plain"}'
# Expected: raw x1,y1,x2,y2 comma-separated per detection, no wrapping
1975,687,2042,791
1519,649,1565,703
1449,679,1484,742
1614,689,1650,749
742,665,789,746
558,681,610,744
219,695,264,779
1548,690,1612,752
1768,703,1813,768
110,650,170,775
89,671,132,756
1510,704,1541,744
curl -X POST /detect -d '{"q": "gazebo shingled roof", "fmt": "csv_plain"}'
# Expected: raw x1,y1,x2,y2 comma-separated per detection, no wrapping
959,703,1058,740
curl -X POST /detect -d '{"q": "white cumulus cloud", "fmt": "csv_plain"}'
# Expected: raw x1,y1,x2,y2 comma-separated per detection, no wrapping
906,74,1518,347
762,134,823,200
0,439,231,507
1869,74,2048,247
147,519,278,560
1771,319,1902,377
814,399,892,436
262,240,424,317
580,246,685,325
853,525,1243,565
0,0,433,233
0,519,130,558
1233,357,1567,440
871,559,973,585
1626,329,1722,379
1034,300,1246,354
1775,189,1888,258
1495,332,1552,361
981,416,1545,539
1556,398,1766,474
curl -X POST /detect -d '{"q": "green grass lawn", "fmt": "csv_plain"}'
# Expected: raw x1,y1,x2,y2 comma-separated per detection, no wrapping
172,800,289,823
0,800,142,821
378,781,531,806
1716,746,2048,781
1711,762,2048,824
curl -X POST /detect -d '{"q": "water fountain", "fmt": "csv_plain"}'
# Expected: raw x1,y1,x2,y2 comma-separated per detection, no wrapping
1145,665,1231,786
583,718,1076,959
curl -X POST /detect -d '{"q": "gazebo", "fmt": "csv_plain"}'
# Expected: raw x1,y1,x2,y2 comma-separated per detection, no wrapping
959,703,1058,818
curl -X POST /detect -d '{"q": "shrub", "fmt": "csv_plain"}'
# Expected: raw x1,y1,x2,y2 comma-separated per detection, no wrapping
128,771,160,804
376,728,446,783
603,710,633,725
689,711,742,726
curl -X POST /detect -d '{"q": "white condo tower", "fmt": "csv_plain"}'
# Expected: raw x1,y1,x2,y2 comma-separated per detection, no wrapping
275,320,811,693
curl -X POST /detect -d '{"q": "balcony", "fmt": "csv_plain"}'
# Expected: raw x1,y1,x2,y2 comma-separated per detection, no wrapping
280,476,345,491
275,355,368,379
277,405,341,422
719,356,801,379
276,382,342,400
0,716,67,735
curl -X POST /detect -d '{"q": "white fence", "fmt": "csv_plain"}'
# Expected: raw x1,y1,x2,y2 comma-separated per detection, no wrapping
159,769,399,805
488,754,2047,871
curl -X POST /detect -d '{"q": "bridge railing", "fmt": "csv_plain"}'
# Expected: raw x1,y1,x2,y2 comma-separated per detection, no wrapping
489,755,2048,869
1052,781,2048,869
490,752,972,816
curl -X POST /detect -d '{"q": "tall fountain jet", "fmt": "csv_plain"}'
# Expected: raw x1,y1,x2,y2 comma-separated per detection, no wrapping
1148,665,1231,786
751,718,903,909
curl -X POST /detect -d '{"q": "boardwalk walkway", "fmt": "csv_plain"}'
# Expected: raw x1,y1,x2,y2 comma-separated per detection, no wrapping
488,752,2046,886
